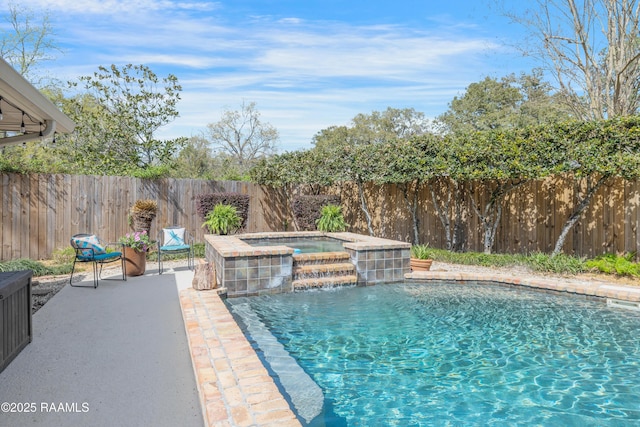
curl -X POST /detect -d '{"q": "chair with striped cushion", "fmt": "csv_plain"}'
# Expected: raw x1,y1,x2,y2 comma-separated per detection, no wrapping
158,226,194,274
69,234,126,288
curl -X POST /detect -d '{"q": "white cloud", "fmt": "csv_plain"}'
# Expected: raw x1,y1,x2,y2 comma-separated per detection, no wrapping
6,2,530,150
21,0,220,15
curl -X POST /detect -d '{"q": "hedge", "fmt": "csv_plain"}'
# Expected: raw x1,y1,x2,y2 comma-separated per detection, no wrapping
195,192,250,231
291,194,340,231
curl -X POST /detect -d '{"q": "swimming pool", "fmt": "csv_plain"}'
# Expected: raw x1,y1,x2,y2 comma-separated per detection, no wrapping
228,283,640,426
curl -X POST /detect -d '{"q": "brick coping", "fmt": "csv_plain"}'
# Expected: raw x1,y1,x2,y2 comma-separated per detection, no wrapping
179,269,640,427
179,287,301,427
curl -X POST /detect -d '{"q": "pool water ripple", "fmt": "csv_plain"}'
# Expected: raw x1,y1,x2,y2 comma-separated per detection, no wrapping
228,283,640,426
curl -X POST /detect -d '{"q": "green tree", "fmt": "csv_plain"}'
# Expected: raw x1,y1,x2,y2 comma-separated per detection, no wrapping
436,71,571,134
372,136,439,245
379,134,467,249
311,126,374,233
545,117,640,255
0,141,67,173
454,127,562,254
59,64,185,176
172,136,217,179
311,108,431,235
251,148,339,192
205,101,278,176
350,107,431,142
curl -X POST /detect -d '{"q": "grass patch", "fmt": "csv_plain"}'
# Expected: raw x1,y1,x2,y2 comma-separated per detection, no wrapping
426,249,586,275
0,243,206,278
0,258,74,277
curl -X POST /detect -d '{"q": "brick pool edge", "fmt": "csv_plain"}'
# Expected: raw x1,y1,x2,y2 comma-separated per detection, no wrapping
407,270,640,302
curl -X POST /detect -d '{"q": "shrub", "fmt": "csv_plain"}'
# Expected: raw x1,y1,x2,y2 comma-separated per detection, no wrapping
422,248,586,275
0,258,72,277
528,252,586,275
202,204,242,235
52,247,75,265
195,193,249,230
292,195,340,231
316,204,348,232
585,253,640,277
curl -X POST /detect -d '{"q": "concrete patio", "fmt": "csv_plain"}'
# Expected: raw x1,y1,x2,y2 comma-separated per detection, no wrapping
0,265,202,427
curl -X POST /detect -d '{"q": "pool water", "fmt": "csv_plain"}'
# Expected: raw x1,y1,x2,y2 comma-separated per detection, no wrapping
241,237,345,253
228,283,640,426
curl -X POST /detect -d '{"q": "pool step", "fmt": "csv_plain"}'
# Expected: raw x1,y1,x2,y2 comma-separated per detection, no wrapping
293,275,358,290
292,251,351,265
293,262,355,277
292,252,357,290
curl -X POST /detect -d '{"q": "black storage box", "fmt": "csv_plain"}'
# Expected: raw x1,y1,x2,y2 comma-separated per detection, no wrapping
0,270,33,373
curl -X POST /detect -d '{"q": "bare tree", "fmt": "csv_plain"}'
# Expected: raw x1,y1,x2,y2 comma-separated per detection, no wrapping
205,101,279,174
0,4,60,86
504,0,640,119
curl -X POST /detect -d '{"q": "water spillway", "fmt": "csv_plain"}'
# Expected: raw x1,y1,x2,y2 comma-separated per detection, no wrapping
292,252,357,290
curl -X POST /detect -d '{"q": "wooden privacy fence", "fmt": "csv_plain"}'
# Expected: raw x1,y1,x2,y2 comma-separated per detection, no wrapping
335,176,640,258
1,172,640,261
0,173,288,261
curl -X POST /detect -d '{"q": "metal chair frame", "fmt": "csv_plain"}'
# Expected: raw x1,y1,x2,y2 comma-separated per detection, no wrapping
158,226,194,274
69,233,127,288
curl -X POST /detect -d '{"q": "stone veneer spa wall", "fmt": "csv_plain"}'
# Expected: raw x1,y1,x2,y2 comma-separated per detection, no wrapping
204,232,411,297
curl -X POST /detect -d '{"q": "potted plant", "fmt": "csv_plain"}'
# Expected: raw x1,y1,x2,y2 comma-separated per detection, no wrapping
202,203,242,235
410,244,433,271
119,230,154,276
129,199,158,234
316,204,348,232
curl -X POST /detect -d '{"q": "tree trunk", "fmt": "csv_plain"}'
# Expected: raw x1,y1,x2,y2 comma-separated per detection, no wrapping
552,175,608,256
431,178,467,251
430,181,452,250
357,180,375,236
469,180,525,254
451,182,466,252
471,196,502,255
401,182,420,244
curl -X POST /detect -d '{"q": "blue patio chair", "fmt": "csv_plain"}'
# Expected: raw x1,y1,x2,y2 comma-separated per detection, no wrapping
69,233,126,288
158,226,194,274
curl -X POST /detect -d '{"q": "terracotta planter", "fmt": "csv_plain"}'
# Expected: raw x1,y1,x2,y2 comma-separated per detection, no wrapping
124,246,147,276
410,258,432,272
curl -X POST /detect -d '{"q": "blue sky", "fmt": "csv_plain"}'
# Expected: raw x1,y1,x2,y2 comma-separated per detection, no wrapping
6,0,535,151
